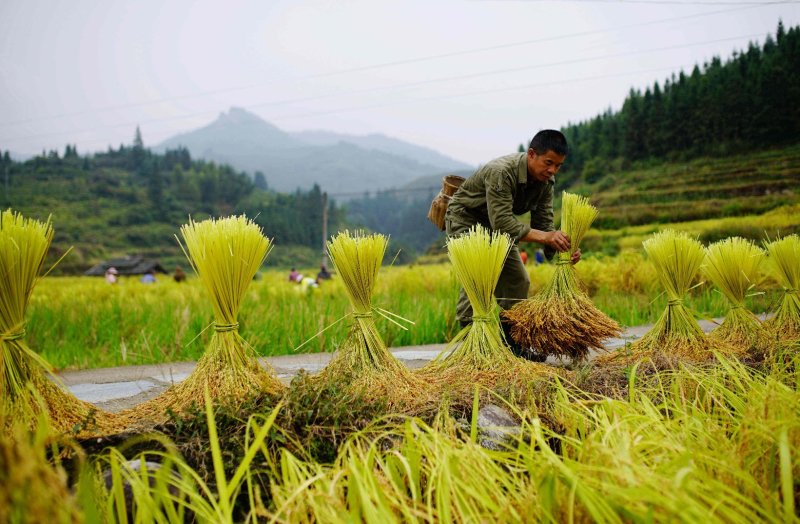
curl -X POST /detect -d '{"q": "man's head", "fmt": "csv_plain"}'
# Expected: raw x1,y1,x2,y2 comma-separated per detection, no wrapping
526,130,568,183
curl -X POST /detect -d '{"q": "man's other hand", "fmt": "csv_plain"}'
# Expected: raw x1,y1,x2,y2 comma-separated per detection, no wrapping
571,248,582,265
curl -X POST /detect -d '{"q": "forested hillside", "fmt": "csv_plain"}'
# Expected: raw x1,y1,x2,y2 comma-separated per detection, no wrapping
557,21,800,186
0,135,345,273
347,22,800,257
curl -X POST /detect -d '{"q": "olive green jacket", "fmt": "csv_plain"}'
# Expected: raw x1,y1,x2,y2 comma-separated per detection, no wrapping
446,152,555,255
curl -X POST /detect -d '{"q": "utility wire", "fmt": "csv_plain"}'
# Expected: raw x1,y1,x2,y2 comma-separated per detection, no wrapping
0,1,787,129
0,62,687,152
0,30,766,146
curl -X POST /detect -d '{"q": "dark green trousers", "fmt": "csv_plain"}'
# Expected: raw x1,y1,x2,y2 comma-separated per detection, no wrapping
445,217,530,323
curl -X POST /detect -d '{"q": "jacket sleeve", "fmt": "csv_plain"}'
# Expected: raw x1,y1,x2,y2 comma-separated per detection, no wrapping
486,171,530,241
530,182,556,259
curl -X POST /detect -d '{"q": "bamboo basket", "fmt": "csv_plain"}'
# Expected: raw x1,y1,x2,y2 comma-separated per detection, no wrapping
427,175,465,230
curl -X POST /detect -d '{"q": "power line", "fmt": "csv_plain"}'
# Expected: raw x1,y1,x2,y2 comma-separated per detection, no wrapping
0,63,686,153
0,1,787,130
0,31,766,146
485,0,798,4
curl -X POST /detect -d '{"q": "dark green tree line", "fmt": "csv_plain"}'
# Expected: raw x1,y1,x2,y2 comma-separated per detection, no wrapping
555,22,800,186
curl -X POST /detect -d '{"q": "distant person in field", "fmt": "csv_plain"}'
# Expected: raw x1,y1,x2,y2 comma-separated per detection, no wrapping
288,267,299,282
173,266,186,283
534,248,545,265
140,270,157,284
105,267,119,284
520,249,528,265
293,273,319,292
317,263,332,281
445,129,580,362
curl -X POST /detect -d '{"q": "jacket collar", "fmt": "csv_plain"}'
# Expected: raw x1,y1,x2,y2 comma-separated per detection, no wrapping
517,152,528,184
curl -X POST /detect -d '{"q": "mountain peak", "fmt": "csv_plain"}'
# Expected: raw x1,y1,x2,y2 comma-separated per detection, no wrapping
217,106,269,126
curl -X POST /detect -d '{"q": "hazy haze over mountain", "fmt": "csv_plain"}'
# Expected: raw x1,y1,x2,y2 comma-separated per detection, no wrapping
155,107,473,194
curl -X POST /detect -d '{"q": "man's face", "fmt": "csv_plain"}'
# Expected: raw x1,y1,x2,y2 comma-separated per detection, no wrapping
527,149,565,183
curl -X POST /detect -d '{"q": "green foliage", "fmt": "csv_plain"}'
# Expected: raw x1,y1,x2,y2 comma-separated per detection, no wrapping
0,142,345,273
561,22,800,181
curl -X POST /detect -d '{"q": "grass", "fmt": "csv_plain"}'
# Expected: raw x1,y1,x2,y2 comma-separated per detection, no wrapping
18,347,797,522
23,252,789,371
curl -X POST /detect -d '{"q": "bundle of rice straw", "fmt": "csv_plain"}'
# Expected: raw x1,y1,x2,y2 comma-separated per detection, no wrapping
420,225,561,385
702,237,769,353
0,209,117,434
503,192,621,361
122,215,283,425
314,231,416,393
764,235,800,341
596,230,725,366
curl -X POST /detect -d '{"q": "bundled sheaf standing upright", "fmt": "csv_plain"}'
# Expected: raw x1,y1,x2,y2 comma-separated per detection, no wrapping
420,225,560,384
315,231,416,391
0,209,117,434
702,237,768,354
122,215,283,425
503,192,621,361
597,230,723,366
764,234,800,342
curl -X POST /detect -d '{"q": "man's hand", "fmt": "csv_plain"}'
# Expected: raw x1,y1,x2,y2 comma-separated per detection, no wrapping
571,248,581,265
543,230,571,252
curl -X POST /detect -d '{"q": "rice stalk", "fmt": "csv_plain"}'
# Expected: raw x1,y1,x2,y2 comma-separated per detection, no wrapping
597,230,734,367
702,237,770,354
0,209,117,435
0,409,84,523
764,235,800,342
503,192,621,361
314,231,420,403
419,225,565,389
121,215,283,427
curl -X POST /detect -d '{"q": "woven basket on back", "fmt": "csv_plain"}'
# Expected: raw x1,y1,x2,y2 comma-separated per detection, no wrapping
427,175,465,230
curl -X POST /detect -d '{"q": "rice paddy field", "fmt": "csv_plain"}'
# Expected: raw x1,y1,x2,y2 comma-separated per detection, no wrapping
3,209,800,523
28,250,784,370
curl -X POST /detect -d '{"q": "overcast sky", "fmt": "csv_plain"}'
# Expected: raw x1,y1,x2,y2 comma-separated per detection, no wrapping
1,0,797,166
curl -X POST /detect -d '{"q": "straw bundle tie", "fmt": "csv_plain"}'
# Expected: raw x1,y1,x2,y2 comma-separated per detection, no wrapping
293,307,413,352
555,259,572,266
668,299,684,307
787,288,798,295
1,329,25,342
728,304,744,310
214,322,239,333
471,314,494,323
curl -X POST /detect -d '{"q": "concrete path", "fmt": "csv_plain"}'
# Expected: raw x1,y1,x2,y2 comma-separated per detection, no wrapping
57,320,718,413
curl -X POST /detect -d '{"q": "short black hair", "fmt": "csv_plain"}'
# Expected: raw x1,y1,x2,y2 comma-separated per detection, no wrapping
529,130,568,156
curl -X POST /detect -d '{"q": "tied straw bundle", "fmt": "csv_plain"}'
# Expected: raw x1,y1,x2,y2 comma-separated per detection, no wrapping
314,231,417,394
702,237,769,354
122,215,282,426
420,225,562,385
764,234,800,341
597,230,727,367
0,209,117,434
503,192,621,361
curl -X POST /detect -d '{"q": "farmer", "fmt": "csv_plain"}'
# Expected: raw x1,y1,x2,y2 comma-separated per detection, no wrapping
104,266,119,284
445,129,580,361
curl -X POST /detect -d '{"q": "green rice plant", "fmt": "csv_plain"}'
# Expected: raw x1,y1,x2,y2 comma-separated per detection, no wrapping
121,215,283,427
267,353,799,523
703,237,770,354
314,231,420,403
504,192,621,360
101,389,282,523
0,410,85,523
597,229,732,366
0,209,118,434
764,234,800,341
